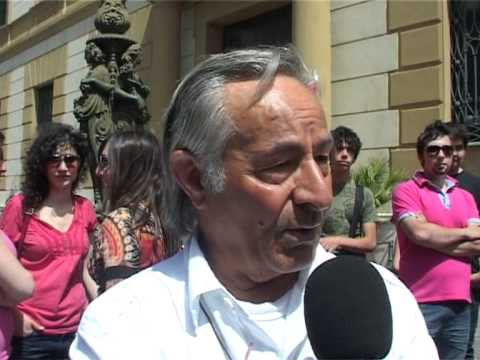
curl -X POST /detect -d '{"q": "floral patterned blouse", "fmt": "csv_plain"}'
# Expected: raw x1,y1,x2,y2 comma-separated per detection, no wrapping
89,204,166,294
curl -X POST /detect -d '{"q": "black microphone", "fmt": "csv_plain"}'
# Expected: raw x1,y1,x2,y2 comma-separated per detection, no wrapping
304,256,393,359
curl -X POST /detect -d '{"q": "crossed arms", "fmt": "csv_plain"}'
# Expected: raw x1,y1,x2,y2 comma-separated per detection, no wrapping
399,214,480,257
393,182,480,257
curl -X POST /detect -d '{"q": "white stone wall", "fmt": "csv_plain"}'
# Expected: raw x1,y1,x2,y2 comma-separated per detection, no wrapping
0,11,95,77
9,0,35,23
1,67,26,203
56,35,90,127
0,30,94,204
331,0,399,167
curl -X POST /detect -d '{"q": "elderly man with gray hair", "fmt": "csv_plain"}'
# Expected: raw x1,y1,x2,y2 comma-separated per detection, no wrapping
70,47,436,359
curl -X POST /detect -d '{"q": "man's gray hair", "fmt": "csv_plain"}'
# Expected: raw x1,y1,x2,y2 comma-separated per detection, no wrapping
162,46,318,242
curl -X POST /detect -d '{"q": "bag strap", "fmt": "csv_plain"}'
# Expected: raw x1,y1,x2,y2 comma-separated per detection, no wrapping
349,185,364,238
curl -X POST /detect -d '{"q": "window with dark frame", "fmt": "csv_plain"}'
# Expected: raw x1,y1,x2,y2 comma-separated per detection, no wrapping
0,0,6,27
450,0,480,142
222,4,292,52
36,83,53,128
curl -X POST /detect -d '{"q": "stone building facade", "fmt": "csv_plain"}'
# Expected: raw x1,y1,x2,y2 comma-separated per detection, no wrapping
0,0,478,204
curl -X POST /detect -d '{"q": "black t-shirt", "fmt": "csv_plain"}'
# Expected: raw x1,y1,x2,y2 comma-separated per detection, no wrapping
455,170,480,212
453,170,480,299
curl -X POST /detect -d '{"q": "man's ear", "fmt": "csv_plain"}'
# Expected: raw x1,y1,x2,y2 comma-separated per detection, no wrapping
170,149,206,209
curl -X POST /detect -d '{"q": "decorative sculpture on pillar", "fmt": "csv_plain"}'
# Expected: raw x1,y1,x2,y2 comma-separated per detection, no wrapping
74,0,150,204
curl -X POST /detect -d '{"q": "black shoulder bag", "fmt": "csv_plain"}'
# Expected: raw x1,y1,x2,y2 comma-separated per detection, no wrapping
337,185,365,258
349,185,364,238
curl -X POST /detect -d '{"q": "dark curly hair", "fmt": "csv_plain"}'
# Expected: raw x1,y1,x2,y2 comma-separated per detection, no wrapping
22,122,88,211
416,120,451,157
331,126,362,161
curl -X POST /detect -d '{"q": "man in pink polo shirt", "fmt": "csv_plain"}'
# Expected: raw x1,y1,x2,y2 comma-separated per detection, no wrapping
392,120,480,359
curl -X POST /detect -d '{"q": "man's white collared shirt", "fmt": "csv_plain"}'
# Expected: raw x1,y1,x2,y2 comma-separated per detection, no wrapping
70,236,438,359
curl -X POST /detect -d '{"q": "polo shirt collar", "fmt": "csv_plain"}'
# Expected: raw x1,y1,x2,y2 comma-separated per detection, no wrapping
413,171,457,192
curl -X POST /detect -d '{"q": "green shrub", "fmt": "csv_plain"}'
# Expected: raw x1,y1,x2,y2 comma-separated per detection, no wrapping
353,158,408,208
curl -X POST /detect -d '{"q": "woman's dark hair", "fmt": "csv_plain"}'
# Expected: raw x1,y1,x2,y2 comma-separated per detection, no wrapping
416,120,452,157
22,122,88,210
104,129,171,244
331,126,362,160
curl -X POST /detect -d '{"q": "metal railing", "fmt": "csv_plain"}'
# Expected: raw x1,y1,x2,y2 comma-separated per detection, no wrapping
451,0,480,142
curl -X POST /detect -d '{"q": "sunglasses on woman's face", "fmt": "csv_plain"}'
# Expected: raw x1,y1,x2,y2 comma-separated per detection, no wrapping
425,145,453,157
47,154,81,168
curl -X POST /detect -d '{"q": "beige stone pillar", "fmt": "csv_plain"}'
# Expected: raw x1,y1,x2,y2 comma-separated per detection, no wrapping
442,0,451,121
146,2,181,136
293,1,332,127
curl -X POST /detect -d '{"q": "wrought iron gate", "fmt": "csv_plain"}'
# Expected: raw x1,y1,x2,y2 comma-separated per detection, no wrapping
451,0,480,142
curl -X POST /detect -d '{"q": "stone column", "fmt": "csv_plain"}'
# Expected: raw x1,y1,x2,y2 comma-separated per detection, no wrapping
293,0,332,126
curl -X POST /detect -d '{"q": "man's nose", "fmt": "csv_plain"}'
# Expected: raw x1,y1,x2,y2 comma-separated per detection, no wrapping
57,160,69,171
0,161,6,174
438,149,449,158
339,148,349,158
292,159,333,211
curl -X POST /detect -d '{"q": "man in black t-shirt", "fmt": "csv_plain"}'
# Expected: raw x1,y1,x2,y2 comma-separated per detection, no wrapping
448,122,480,360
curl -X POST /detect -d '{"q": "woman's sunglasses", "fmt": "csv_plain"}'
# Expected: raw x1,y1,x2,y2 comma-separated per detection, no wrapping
47,154,81,168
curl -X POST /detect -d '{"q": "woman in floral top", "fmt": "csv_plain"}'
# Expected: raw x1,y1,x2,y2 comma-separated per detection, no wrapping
89,130,180,294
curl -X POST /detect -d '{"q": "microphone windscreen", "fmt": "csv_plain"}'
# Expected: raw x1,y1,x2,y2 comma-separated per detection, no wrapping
304,256,393,359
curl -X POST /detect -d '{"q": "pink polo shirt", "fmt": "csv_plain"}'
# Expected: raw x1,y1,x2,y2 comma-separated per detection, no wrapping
392,172,480,304
0,194,97,335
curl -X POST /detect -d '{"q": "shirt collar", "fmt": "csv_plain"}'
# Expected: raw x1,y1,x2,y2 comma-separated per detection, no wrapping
186,233,335,332
186,233,228,331
334,177,355,194
456,167,464,175
413,170,457,191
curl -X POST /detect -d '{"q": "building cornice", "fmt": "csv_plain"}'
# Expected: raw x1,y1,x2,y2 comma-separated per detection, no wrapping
0,1,98,63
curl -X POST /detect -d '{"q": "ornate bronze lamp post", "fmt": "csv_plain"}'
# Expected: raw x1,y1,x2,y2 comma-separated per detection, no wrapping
74,0,150,204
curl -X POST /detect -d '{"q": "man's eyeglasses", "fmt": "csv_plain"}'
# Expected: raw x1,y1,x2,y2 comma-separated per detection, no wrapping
425,145,453,157
98,154,109,170
47,154,80,167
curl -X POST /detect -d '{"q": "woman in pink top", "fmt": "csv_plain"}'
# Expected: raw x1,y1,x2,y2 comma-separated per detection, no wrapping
0,130,34,360
0,123,97,359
